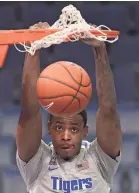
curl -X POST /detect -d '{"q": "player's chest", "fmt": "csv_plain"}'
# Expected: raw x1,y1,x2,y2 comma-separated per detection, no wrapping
39,158,109,193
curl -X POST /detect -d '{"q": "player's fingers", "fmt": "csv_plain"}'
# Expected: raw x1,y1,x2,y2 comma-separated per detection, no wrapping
29,22,50,30
89,23,97,28
43,22,50,28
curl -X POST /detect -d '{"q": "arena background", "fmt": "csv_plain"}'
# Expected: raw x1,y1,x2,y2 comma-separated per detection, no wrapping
0,1,139,193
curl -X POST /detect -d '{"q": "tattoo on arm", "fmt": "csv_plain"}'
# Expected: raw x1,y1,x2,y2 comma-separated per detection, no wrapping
93,44,116,109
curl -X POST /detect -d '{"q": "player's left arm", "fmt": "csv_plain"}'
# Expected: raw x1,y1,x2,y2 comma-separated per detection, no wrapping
92,41,122,159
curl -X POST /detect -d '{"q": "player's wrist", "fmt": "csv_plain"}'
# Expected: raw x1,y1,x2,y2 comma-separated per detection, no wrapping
34,50,40,56
93,42,106,52
92,41,105,48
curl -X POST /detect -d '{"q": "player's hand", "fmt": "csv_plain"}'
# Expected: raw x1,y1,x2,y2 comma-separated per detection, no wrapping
26,22,50,53
81,24,105,48
29,22,50,30
81,38,104,47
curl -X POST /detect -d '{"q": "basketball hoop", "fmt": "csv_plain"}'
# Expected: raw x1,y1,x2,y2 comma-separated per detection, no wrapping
0,4,120,67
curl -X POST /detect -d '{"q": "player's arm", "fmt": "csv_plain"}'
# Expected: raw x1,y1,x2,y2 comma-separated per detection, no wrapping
16,22,49,163
16,49,42,162
93,42,122,158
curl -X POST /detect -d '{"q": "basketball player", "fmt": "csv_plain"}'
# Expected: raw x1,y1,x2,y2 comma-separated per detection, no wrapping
16,22,122,193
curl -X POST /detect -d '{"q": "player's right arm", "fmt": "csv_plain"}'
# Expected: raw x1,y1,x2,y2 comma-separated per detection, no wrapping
16,22,50,163
16,50,42,163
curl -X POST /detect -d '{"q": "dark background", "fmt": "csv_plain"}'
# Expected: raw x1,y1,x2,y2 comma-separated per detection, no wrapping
0,2,139,193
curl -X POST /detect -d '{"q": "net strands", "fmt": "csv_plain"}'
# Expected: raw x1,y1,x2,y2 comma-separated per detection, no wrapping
25,5,119,55
0,4,120,67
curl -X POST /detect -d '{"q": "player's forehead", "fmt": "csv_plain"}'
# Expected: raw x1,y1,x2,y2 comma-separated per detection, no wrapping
51,114,84,126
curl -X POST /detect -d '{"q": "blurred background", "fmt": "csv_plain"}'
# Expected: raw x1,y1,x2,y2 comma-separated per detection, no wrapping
0,1,139,193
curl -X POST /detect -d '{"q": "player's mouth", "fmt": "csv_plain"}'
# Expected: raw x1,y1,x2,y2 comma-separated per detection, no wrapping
60,145,74,150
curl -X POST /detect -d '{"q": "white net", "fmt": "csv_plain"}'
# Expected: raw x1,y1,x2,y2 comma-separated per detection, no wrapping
15,4,119,55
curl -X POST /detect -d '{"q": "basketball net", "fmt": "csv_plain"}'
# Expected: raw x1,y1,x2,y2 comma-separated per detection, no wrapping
16,4,118,55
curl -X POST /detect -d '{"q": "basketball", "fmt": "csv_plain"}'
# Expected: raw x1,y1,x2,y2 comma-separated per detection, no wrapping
36,61,92,116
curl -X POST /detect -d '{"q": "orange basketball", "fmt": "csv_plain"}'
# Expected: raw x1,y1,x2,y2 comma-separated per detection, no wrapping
36,61,92,117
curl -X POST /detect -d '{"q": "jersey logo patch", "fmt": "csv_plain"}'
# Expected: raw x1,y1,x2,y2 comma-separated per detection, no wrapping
49,157,57,165
48,157,59,171
77,160,89,171
51,176,93,193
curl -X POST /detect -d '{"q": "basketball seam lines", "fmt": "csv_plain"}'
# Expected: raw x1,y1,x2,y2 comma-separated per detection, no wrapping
59,63,91,87
38,94,80,99
39,76,89,99
59,96,80,113
59,67,83,113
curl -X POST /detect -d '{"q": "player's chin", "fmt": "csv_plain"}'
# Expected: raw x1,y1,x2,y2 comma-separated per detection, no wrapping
58,149,78,160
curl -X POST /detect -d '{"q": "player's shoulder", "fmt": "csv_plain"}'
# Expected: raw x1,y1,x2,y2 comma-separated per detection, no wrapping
40,140,52,155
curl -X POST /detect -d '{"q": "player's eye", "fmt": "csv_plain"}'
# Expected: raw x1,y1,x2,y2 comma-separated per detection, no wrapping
56,125,63,131
71,127,78,133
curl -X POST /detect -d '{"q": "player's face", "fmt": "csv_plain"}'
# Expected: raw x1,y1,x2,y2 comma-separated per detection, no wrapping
48,114,88,160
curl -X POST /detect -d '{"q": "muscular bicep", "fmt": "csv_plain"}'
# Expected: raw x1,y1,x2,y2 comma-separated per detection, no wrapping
96,108,122,158
16,109,42,162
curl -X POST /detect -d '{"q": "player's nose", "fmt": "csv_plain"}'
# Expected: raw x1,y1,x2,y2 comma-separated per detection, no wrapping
61,129,71,141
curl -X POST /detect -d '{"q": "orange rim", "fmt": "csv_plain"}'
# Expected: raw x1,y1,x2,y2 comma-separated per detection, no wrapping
90,30,120,38
0,29,120,45
0,29,120,68
0,45,9,68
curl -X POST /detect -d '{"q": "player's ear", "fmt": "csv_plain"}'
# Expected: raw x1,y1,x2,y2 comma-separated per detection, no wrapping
84,125,88,138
